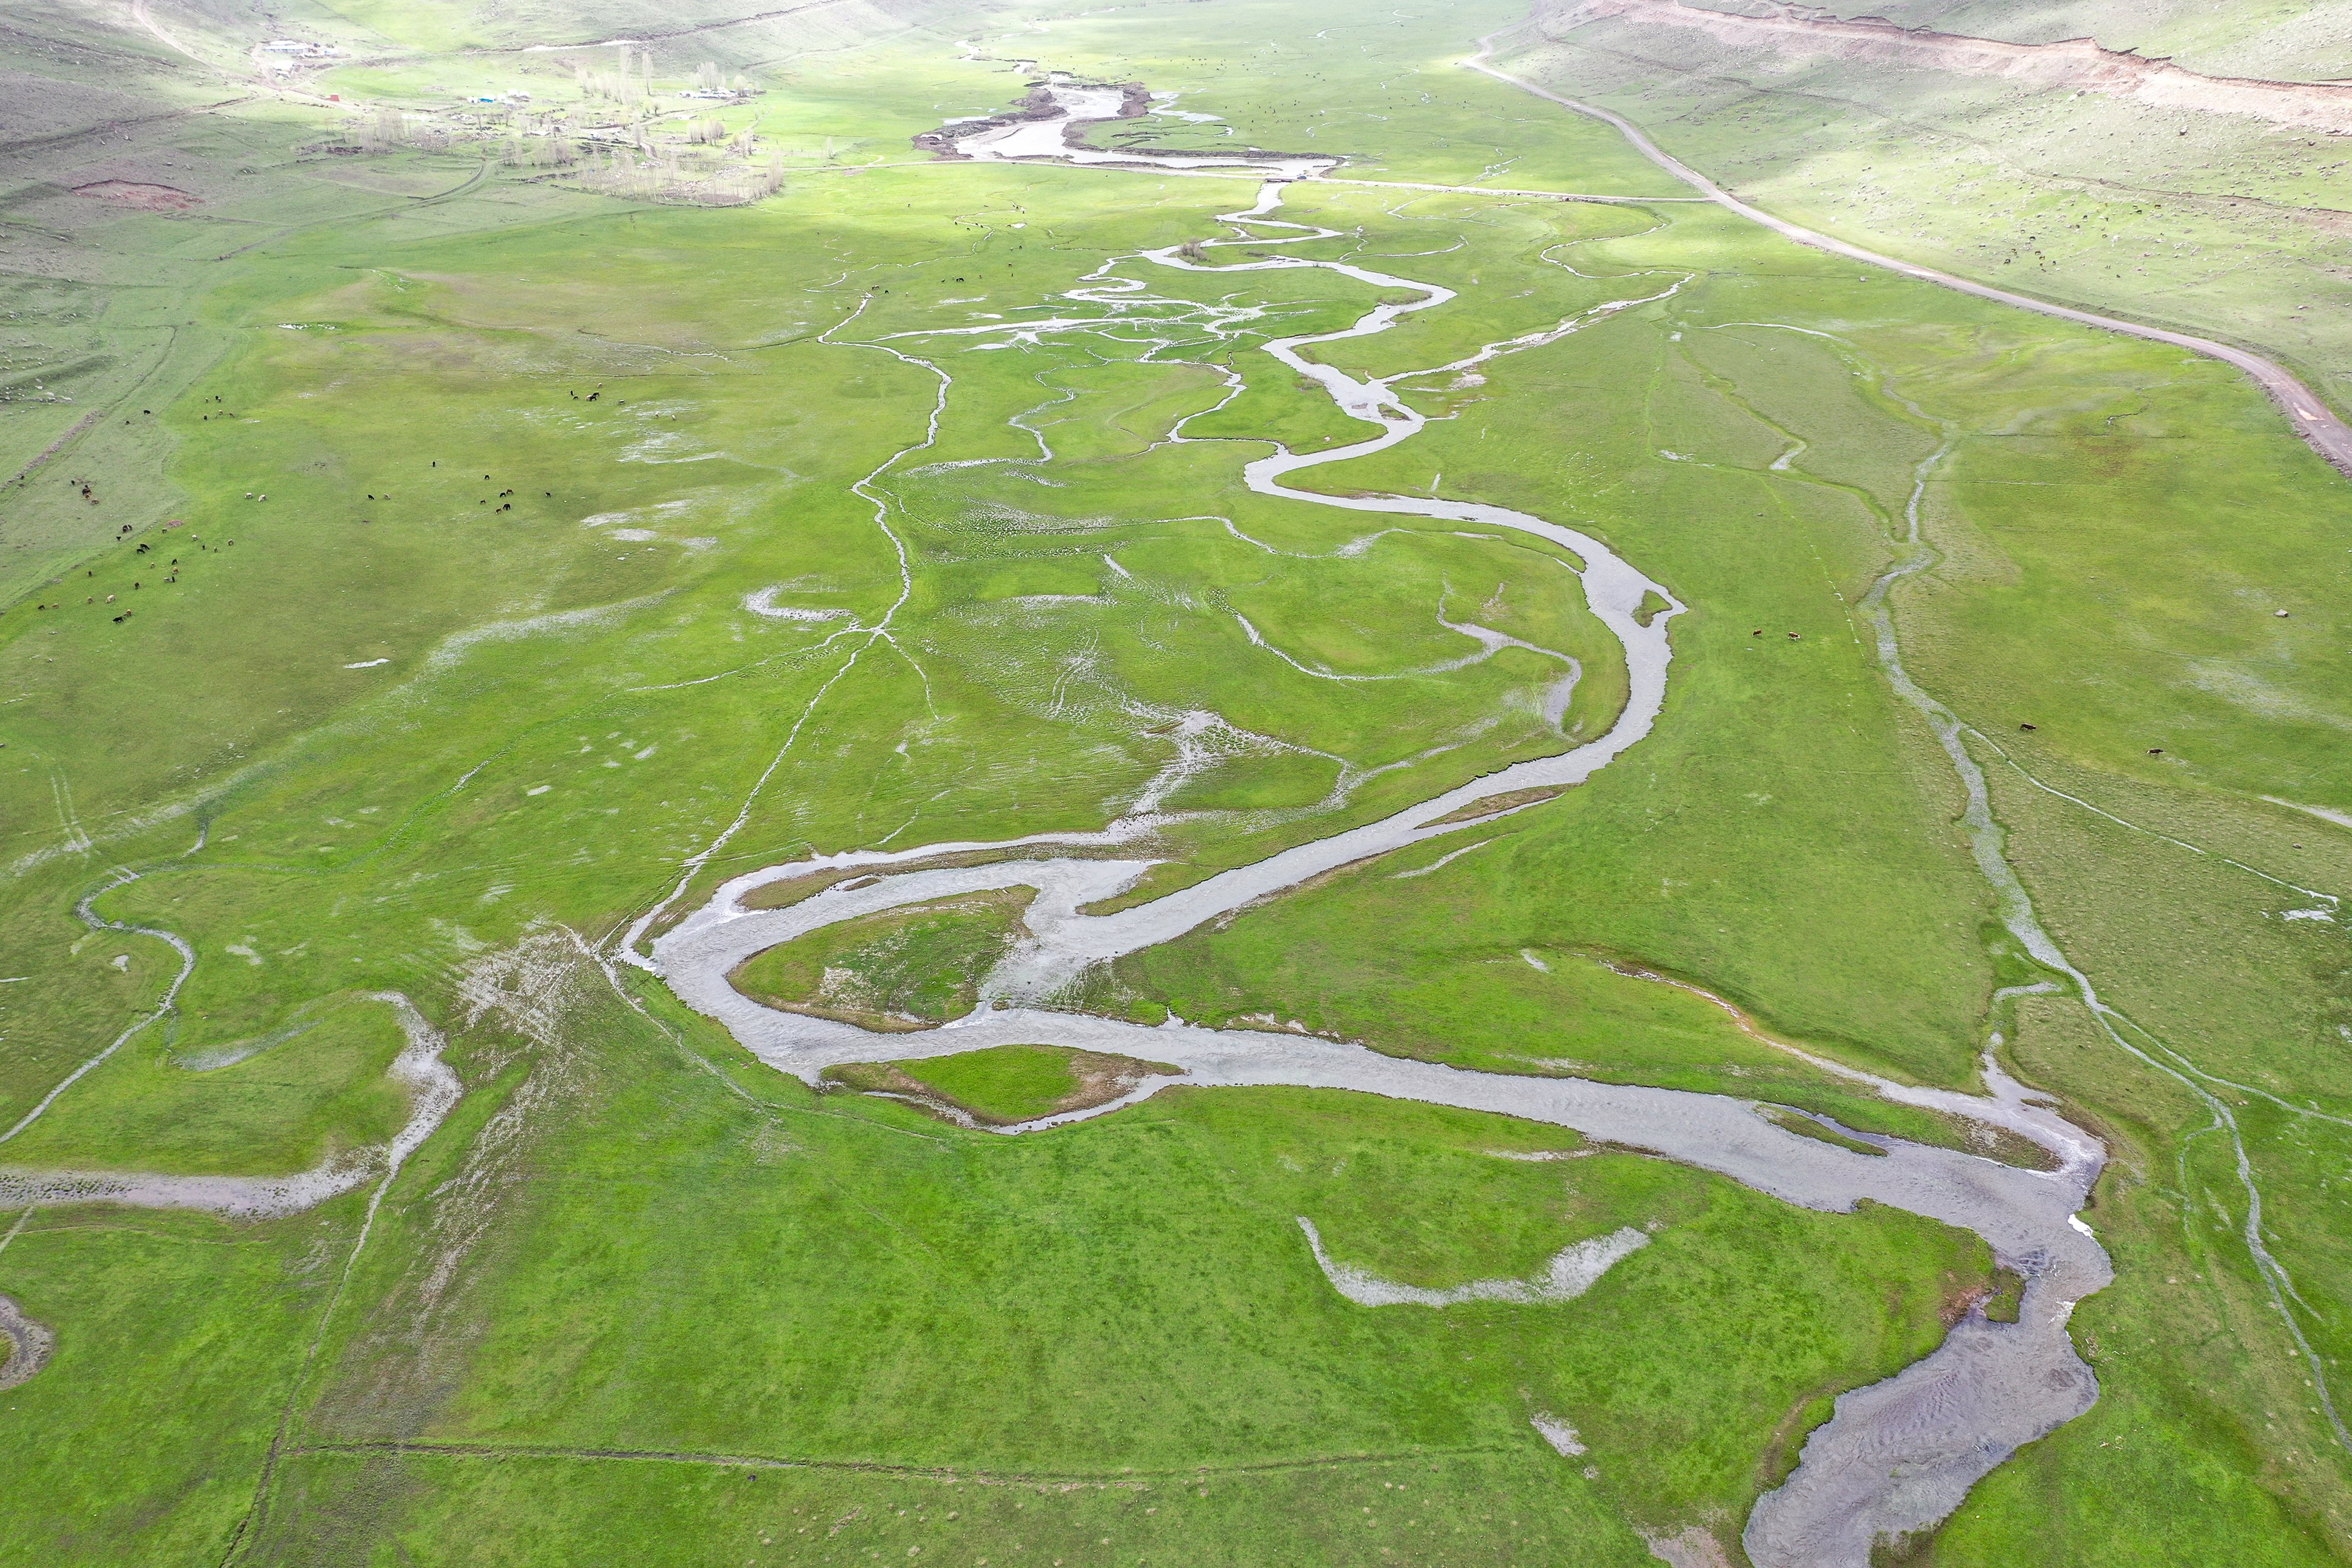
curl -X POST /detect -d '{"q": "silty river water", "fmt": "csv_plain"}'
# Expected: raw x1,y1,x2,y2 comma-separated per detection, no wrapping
639,81,2116,1568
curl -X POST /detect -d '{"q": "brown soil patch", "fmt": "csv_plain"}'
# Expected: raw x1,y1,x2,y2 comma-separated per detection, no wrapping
72,180,201,210
1638,1524,1736,1568
726,886,1032,1032
1938,1260,2022,1326
912,82,1071,156
1953,1116,2064,1172
736,844,1155,915
0,1294,55,1392
1752,1386,1839,1495
1196,847,1396,927
1757,1104,1886,1156
824,1061,968,1114
1980,1265,2026,1323
1588,954,2070,1168
1078,858,1204,917
1059,1048,1181,1115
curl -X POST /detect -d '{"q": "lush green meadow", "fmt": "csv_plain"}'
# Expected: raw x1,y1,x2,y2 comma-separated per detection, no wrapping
2,0,2350,1562
1494,1,2352,424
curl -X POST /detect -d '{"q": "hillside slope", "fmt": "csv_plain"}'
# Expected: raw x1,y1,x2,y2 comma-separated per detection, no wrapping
1494,0,2352,420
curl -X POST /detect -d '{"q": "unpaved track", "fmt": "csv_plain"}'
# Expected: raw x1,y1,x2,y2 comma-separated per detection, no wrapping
128,0,205,65
1466,32,2352,477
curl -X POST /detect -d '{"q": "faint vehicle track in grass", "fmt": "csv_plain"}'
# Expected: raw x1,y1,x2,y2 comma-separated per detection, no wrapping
0,93,258,161
128,0,206,66
336,0,943,65
212,158,497,262
614,293,938,959
213,995,463,1565
282,1436,1517,1480
0,992,460,1219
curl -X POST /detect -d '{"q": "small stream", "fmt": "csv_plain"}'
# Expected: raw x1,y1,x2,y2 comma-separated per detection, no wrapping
647,82,2117,1568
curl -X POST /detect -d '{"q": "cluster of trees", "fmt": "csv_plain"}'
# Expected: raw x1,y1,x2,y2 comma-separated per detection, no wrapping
334,50,781,204
571,145,788,204
363,106,447,152
572,52,750,103
575,45,656,104
499,133,577,169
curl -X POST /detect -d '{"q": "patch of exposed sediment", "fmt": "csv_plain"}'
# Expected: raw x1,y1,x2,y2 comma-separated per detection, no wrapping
0,1159,380,1218
1544,0,2352,132
912,80,1079,156
72,179,202,210
1298,1215,1650,1306
0,1294,55,1390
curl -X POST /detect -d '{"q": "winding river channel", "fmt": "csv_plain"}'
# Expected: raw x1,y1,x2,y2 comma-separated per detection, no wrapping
4,28,2343,1564
637,82,2117,1568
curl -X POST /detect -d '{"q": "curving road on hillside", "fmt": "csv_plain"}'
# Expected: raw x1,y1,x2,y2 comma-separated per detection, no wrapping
1466,35,2352,479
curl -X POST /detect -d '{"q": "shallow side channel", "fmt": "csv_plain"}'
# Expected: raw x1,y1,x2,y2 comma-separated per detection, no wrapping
652,92,2112,1568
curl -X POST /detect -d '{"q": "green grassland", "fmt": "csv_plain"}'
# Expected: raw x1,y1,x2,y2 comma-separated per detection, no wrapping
0,0,2349,1562
233,987,1990,1566
888,1041,1083,1119
731,892,1027,1028
1495,3,2352,424
833,1042,1177,1123
0,991,410,1175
